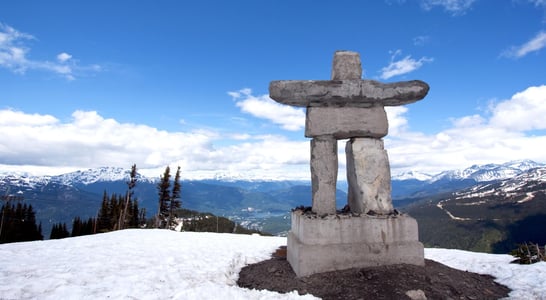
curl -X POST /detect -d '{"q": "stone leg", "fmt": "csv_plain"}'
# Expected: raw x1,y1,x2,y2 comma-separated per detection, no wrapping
346,138,393,214
310,136,337,215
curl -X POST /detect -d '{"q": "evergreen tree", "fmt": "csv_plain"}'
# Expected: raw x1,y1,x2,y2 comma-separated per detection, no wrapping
119,164,138,230
49,223,70,239
78,217,97,236
138,207,147,228
49,223,59,239
71,216,83,237
130,199,140,228
61,223,68,238
156,166,171,229
109,193,122,230
168,166,182,228
0,203,43,243
96,193,140,232
50,222,69,239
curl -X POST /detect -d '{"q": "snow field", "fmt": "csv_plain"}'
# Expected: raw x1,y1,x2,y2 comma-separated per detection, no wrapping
0,230,316,299
426,248,546,299
1,230,546,299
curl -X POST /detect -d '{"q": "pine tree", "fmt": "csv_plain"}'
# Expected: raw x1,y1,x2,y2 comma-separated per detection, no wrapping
130,199,140,228
138,207,147,228
0,203,43,243
119,164,138,230
156,166,171,229
50,222,69,239
72,216,83,237
168,166,182,228
109,193,122,230
97,191,111,232
61,223,69,238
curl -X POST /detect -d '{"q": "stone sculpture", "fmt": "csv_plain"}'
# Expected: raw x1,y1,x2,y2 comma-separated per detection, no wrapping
269,50,429,277
270,51,428,216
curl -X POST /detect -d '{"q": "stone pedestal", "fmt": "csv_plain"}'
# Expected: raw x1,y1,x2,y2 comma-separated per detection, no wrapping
287,211,424,277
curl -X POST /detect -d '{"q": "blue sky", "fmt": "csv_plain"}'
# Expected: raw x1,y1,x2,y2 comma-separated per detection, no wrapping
1,0,546,179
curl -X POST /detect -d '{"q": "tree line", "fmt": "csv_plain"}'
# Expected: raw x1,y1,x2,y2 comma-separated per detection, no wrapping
0,202,43,243
49,192,144,239
50,164,183,239
50,164,145,239
1,163,263,244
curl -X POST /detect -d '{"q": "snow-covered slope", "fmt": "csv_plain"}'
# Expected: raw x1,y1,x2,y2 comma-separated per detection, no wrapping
52,166,156,185
1,160,544,188
0,173,52,190
427,160,545,183
452,166,546,200
0,230,544,299
392,170,433,181
0,167,156,192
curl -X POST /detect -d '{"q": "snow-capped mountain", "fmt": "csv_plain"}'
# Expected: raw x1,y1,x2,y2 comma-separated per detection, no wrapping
452,165,546,200
389,160,546,200
2,160,544,189
52,167,156,186
0,173,52,190
0,167,156,192
2,161,546,246
392,170,433,181
424,160,545,183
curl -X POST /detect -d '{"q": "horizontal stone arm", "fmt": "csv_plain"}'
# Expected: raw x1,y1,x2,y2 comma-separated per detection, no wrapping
269,79,429,108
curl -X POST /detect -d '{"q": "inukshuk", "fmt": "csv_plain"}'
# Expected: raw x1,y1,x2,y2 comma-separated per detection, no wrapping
269,50,429,277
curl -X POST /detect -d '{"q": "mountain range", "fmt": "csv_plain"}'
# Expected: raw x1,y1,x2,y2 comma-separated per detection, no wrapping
1,159,545,247
404,162,546,253
393,159,542,182
3,159,542,190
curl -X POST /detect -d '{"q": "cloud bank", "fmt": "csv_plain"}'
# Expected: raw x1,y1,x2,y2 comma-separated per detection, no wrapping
1,85,545,179
0,109,309,179
387,85,546,174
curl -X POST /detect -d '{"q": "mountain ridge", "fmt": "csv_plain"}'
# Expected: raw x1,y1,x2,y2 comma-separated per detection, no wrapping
2,160,545,241
2,159,544,188
392,159,545,183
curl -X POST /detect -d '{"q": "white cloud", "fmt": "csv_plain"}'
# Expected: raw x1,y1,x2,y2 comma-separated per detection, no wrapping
0,109,59,126
489,85,546,131
0,109,212,169
57,52,72,62
2,86,546,180
0,109,311,179
501,31,546,58
0,24,33,74
385,106,409,136
0,23,98,80
420,0,476,15
229,88,305,131
379,50,433,80
386,85,546,175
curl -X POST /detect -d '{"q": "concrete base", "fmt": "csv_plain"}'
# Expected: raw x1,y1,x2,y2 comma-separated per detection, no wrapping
287,211,424,277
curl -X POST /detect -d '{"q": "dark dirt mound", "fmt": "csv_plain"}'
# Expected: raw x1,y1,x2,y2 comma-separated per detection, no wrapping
237,249,510,299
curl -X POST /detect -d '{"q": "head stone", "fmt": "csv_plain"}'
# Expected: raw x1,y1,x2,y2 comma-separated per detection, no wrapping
331,51,362,80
